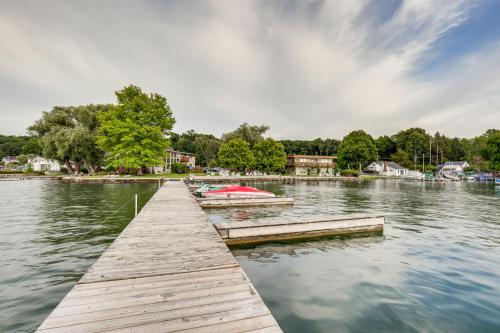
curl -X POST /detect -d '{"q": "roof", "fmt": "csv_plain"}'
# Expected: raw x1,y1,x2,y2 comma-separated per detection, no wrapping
443,161,468,166
287,155,337,159
167,148,196,156
371,161,407,170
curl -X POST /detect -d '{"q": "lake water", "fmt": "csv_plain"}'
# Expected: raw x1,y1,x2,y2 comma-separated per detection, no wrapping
207,180,500,333
0,180,157,333
1,180,499,332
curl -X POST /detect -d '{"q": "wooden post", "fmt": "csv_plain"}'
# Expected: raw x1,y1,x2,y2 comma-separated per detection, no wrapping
134,194,138,216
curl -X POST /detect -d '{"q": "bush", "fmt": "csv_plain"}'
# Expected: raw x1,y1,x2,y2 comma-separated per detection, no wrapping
193,166,204,173
171,162,188,174
340,169,359,177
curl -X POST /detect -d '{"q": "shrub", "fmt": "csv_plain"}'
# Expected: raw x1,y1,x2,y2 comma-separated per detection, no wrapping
340,169,359,177
171,162,188,174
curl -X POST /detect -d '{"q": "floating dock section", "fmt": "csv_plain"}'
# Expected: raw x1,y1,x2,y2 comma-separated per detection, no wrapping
37,181,282,333
215,214,384,246
197,196,294,208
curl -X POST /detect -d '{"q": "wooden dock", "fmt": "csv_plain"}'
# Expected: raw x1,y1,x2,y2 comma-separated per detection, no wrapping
215,213,384,246
196,196,294,208
36,181,282,333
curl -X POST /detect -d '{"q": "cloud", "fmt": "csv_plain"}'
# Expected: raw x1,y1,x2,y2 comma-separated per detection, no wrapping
0,0,498,138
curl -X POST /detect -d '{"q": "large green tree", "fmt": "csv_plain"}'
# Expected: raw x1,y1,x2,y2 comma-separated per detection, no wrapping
29,104,108,174
97,85,175,174
170,130,221,166
222,123,269,147
486,131,500,171
253,138,287,173
217,138,255,172
337,130,378,170
392,128,430,165
375,135,397,159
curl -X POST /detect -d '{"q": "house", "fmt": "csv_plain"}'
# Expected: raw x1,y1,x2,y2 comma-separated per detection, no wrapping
365,161,408,177
154,148,196,173
286,155,337,176
30,157,61,172
2,156,18,164
438,161,470,177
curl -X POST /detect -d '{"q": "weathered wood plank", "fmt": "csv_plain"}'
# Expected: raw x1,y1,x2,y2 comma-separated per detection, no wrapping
36,181,282,332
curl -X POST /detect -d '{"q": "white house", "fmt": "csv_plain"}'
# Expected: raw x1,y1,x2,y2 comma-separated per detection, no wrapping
438,161,470,177
365,161,408,177
30,157,61,172
2,156,18,164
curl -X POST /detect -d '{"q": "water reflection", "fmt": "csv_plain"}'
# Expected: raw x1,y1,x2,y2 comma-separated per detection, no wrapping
0,180,156,333
213,180,500,333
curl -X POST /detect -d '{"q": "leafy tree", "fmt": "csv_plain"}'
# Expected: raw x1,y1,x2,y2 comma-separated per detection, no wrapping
390,149,412,169
170,130,221,166
253,138,287,173
0,135,40,158
375,135,397,159
217,139,255,172
29,105,109,174
392,128,430,165
486,131,500,171
222,123,269,147
97,85,175,174
279,138,340,155
171,162,188,174
337,130,378,170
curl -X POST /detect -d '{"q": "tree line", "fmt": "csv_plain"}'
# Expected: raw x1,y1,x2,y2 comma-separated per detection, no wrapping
2,84,499,173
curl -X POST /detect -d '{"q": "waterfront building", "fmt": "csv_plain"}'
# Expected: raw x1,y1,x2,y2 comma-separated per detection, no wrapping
286,155,337,176
438,161,470,177
365,161,408,177
154,148,196,173
2,156,19,164
30,157,61,172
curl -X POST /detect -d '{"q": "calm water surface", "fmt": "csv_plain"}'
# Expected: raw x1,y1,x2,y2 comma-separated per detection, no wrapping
208,180,500,333
0,180,157,333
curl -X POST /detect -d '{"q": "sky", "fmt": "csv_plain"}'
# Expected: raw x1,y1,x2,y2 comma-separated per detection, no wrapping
0,0,499,139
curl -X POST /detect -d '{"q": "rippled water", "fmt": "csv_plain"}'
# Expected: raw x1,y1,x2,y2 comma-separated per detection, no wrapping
207,180,500,333
0,180,157,333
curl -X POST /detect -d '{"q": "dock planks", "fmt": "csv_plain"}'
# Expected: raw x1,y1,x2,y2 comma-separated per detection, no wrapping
36,181,282,333
216,213,384,246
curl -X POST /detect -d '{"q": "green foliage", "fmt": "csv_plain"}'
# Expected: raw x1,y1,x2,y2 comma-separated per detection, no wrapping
222,123,269,147
392,128,430,164
217,139,255,171
375,135,396,159
29,104,109,174
97,85,175,173
253,138,287,173
279,138,339,156
390,149,413,169
170,130,221,166
486,131,500,170
207,159,218,168
339,169,359,177
0,135,41,159
337,130,378,169
170,162,189,174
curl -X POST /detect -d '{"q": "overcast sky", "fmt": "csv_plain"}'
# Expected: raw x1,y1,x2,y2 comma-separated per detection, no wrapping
1,0,499,139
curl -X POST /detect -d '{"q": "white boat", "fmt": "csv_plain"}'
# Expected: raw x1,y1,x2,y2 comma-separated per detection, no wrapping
402,170,425,181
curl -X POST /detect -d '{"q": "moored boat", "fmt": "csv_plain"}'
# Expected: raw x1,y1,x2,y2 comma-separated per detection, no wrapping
202,185,276,198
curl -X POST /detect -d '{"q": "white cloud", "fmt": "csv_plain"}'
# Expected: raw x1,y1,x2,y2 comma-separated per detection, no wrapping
0,0,498,138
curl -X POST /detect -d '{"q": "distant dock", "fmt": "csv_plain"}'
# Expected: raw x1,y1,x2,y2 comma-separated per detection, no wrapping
36,181,282,333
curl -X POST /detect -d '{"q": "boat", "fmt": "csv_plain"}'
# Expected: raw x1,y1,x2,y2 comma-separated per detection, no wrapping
402,170,425,181
194,183,226,194
202,185,276,199
495,178,500,186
